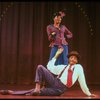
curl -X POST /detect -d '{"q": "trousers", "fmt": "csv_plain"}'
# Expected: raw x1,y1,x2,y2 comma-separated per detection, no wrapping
12,65,67,96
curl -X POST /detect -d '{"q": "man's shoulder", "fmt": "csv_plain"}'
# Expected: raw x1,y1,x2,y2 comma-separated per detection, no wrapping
76,64,82,66
75,64,83,69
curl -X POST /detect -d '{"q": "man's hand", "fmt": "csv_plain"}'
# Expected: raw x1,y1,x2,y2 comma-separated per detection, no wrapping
87,94,98,99
90,94,97,97
54,47,64,59
57,47,64,54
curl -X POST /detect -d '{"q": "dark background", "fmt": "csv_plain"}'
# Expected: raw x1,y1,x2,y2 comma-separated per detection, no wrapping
0,1,99,85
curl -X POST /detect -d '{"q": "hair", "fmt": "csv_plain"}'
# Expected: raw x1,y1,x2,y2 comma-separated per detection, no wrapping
52,12,62,19
67,51,80,61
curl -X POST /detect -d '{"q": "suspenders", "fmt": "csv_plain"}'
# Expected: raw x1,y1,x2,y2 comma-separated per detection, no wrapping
57,66,75,78
57,66,67,78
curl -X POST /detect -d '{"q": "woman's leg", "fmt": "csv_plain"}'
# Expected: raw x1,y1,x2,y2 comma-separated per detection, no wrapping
49,46,58,61
49,46,64,65
62,45,68,65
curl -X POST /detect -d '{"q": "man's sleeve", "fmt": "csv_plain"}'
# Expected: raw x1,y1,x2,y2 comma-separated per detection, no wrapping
47,57,65,75
78,65,92,96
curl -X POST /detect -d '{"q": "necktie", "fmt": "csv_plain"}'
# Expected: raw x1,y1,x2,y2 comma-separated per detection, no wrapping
66,65,73,88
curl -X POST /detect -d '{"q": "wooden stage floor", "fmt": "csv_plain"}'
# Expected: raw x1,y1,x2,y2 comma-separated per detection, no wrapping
0,84,100,99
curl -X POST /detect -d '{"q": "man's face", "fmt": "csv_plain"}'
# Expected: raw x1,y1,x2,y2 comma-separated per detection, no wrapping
54,16,62,24
69,55,78,65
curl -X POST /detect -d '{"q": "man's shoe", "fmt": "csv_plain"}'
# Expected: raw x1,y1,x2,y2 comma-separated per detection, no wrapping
31,91,40,96
0,90,10,95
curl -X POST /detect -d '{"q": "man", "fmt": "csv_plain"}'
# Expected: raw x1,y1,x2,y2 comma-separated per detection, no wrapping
0,48,96,97
47,9,73,65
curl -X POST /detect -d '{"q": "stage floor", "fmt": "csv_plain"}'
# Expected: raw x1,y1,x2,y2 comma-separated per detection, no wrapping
0,84,99,99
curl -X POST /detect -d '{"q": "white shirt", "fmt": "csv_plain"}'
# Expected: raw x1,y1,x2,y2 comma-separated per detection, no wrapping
47,57,92,96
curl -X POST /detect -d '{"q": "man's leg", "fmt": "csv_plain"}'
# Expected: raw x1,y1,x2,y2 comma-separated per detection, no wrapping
40,88,62,96
12,89,35,95
0,65,56,96
34,65,57,92
31,65,67,96
0,89,35,95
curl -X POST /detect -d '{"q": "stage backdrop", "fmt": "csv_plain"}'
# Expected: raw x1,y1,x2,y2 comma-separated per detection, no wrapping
0,2,99,85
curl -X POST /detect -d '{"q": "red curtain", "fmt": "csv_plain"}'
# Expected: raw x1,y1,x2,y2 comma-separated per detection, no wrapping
0,2,99,85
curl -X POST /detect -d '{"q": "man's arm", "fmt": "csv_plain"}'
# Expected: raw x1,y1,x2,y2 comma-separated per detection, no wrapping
77,65,95,96
54,47,64,59
47,48,65,75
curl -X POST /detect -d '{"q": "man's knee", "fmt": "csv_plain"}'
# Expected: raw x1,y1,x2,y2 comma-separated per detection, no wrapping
37,65,45,70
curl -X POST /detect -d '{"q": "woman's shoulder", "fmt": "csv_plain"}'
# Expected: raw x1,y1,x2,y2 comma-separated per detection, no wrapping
47,24,53,27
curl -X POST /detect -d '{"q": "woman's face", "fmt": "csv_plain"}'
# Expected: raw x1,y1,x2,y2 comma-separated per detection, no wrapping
54,16,62,24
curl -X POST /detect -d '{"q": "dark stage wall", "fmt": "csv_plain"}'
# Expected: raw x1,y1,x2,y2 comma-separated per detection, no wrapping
0,1,99,85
